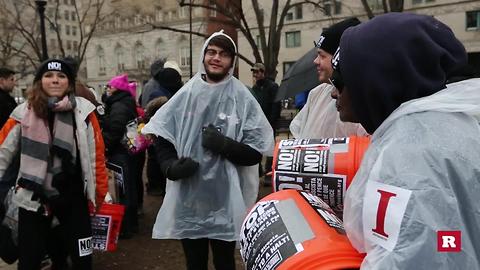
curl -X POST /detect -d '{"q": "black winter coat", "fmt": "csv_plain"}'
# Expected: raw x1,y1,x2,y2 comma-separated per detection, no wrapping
0,90,17,128
250,78,281,129
102,91,137,155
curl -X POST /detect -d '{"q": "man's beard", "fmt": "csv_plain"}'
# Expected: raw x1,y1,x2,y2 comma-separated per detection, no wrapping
205,69,228,82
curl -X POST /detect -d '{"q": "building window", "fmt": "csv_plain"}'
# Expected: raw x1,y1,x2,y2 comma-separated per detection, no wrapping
256,35,263,50
47,8,54,17
295,5,303,19
367,0,383,10
467,10,480,30
70,0,75,5
71,11,76,21
180,47,190,67
285,31,301,48
156,8,163,22
66,40,72,50
72,26,77,36
134,42,146,69
179,6,188,18
50,39,56,49
73,41,78,50
168,11,176,20
286,12,294,21
114,17,121,28
155,38,163,58
287,5,303,20
134,15,142,25
323,0,341,16
49,22,56,32
209,0,216,17
115,44,125,71
283,61,295,75
64,0,68,5
64,10,69,20
65,25,70,35
97,47,106,75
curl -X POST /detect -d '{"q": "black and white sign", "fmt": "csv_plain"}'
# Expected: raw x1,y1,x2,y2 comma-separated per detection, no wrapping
275,172,346,211
273,138,350,212
78,236,93,257
106,162,125,197
90,214,111,251
240,201,300,270
299,191,345,234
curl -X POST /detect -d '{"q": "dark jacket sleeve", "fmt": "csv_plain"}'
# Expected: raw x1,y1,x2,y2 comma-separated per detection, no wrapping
0,94,16,128
222,139,262,166
153,136,178,176
268,81,281,129
102,101,135,153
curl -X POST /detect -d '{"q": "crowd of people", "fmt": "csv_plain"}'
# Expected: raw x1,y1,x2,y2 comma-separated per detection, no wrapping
0,12,479,270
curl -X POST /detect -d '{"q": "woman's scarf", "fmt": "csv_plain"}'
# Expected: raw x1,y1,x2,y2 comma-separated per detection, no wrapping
18,94,77,198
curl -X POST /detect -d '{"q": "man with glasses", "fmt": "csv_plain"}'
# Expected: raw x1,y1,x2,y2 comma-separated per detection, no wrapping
143,31,274,270
250,63,281,130
0,68,17,128
289,18,367,139
249,63,281,185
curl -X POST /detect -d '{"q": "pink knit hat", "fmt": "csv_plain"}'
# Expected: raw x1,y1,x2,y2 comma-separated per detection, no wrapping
108,74,130,92
128,82,137,98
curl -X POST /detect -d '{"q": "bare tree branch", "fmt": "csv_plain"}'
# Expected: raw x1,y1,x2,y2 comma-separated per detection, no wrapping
147,22,208,38
108,0,326,80
360,0,375,19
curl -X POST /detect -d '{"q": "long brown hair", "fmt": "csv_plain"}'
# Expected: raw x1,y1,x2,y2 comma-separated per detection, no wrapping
26,80,74,119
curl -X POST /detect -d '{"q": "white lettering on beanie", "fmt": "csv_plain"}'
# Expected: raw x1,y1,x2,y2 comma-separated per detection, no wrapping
47,61,62,71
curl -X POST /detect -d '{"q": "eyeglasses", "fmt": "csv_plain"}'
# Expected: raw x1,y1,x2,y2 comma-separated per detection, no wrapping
205,48,232,59
329,69,344,93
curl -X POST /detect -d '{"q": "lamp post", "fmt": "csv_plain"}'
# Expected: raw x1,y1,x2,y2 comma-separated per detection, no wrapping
35,0,49,61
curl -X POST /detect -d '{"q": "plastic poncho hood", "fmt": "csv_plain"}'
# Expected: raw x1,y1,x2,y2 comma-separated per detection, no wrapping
289,83,367,139
142,31,274,241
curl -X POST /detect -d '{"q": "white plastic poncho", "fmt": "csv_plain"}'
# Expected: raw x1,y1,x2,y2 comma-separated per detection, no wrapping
344,78,480,269
289,83,368,139
142,31,274,241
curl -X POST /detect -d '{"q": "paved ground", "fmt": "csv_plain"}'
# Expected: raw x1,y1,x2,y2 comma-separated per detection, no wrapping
0,134,288,270
0,182,274,270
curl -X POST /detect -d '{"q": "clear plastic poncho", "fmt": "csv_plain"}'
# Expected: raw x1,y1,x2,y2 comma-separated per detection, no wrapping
289,83,368,139
142,31,274,241
344,78,480,269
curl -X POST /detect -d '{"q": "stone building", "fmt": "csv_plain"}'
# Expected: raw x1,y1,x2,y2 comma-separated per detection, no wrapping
237,0,480,87
84,0,238,98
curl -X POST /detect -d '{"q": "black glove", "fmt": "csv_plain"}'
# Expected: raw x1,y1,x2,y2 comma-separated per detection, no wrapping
165,157,199,180
202,124,262,166
202,124,228,154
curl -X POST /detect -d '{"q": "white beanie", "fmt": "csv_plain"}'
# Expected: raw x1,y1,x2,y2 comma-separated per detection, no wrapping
163,61,182,76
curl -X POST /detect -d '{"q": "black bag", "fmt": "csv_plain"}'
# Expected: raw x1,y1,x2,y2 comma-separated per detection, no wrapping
0,224,17,264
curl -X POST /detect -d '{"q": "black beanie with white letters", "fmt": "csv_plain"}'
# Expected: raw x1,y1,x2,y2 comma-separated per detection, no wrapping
34,58,75,84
